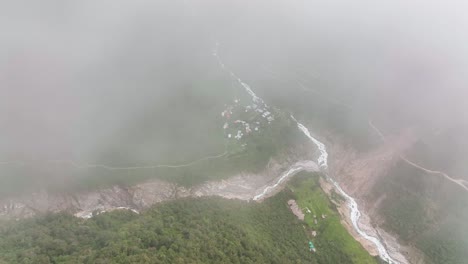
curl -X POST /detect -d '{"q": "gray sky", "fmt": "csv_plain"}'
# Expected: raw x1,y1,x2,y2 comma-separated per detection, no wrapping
1,0,468,163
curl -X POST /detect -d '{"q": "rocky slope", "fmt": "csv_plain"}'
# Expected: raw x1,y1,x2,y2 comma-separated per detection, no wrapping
0,156,318,220
323,119,468,264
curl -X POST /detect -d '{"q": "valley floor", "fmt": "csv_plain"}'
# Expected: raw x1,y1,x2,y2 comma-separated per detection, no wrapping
0,173,378,264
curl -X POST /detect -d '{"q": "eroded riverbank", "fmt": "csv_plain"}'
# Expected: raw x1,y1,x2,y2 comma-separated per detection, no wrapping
0,157,318,220
214,42,404,263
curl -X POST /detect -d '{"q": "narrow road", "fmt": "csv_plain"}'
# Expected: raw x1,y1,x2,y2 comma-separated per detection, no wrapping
0,151,228,170
283,71,468,194
213,42,399,264
369,120,468,192
399,156,468,191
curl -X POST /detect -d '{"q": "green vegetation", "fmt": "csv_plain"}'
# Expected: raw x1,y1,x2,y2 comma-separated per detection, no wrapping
245,75,379,152
330,189,346,204
0,76,235,198
70,107,303,190
0,80,304,196
374,162,430,242
0,174,378,264
372,160,468,264
288,172,378,264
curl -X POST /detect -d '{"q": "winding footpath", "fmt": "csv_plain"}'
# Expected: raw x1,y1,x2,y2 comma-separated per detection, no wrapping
213,43,398,263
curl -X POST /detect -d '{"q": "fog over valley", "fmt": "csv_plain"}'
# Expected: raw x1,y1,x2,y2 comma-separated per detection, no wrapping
1,1,467,264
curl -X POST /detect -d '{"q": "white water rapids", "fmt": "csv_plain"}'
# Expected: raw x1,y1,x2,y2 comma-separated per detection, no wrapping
252,160,319,201
295,120,397,264
213,43,397,263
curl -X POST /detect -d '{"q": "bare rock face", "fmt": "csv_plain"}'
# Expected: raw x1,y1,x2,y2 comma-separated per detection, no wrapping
329,129,417,199
0,180,178,219
323,129,419,264
131,180,178,208
1,200,35,219
287,199,305,220
0,155,316,220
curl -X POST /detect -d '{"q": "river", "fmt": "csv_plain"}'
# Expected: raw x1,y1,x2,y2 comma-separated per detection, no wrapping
213,43,398,264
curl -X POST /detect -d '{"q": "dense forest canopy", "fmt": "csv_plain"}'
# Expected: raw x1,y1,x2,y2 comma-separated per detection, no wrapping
0,175,378,264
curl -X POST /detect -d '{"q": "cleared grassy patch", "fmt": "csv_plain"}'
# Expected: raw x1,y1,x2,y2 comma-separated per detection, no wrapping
288,172,378,264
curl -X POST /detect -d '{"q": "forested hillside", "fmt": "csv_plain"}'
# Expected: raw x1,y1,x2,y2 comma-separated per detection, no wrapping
0,177,377,264
372,160,468,264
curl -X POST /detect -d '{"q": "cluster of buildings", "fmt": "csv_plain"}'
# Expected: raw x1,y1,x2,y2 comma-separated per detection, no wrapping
221,98,275,141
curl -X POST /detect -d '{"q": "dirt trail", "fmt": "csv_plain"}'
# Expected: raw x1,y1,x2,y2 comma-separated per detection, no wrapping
369,120,468,192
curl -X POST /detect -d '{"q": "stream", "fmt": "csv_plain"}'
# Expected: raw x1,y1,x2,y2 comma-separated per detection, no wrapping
213,43,398,264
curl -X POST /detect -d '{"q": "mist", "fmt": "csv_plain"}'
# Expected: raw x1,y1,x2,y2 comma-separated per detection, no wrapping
2,2,468,263
1,0,468,189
